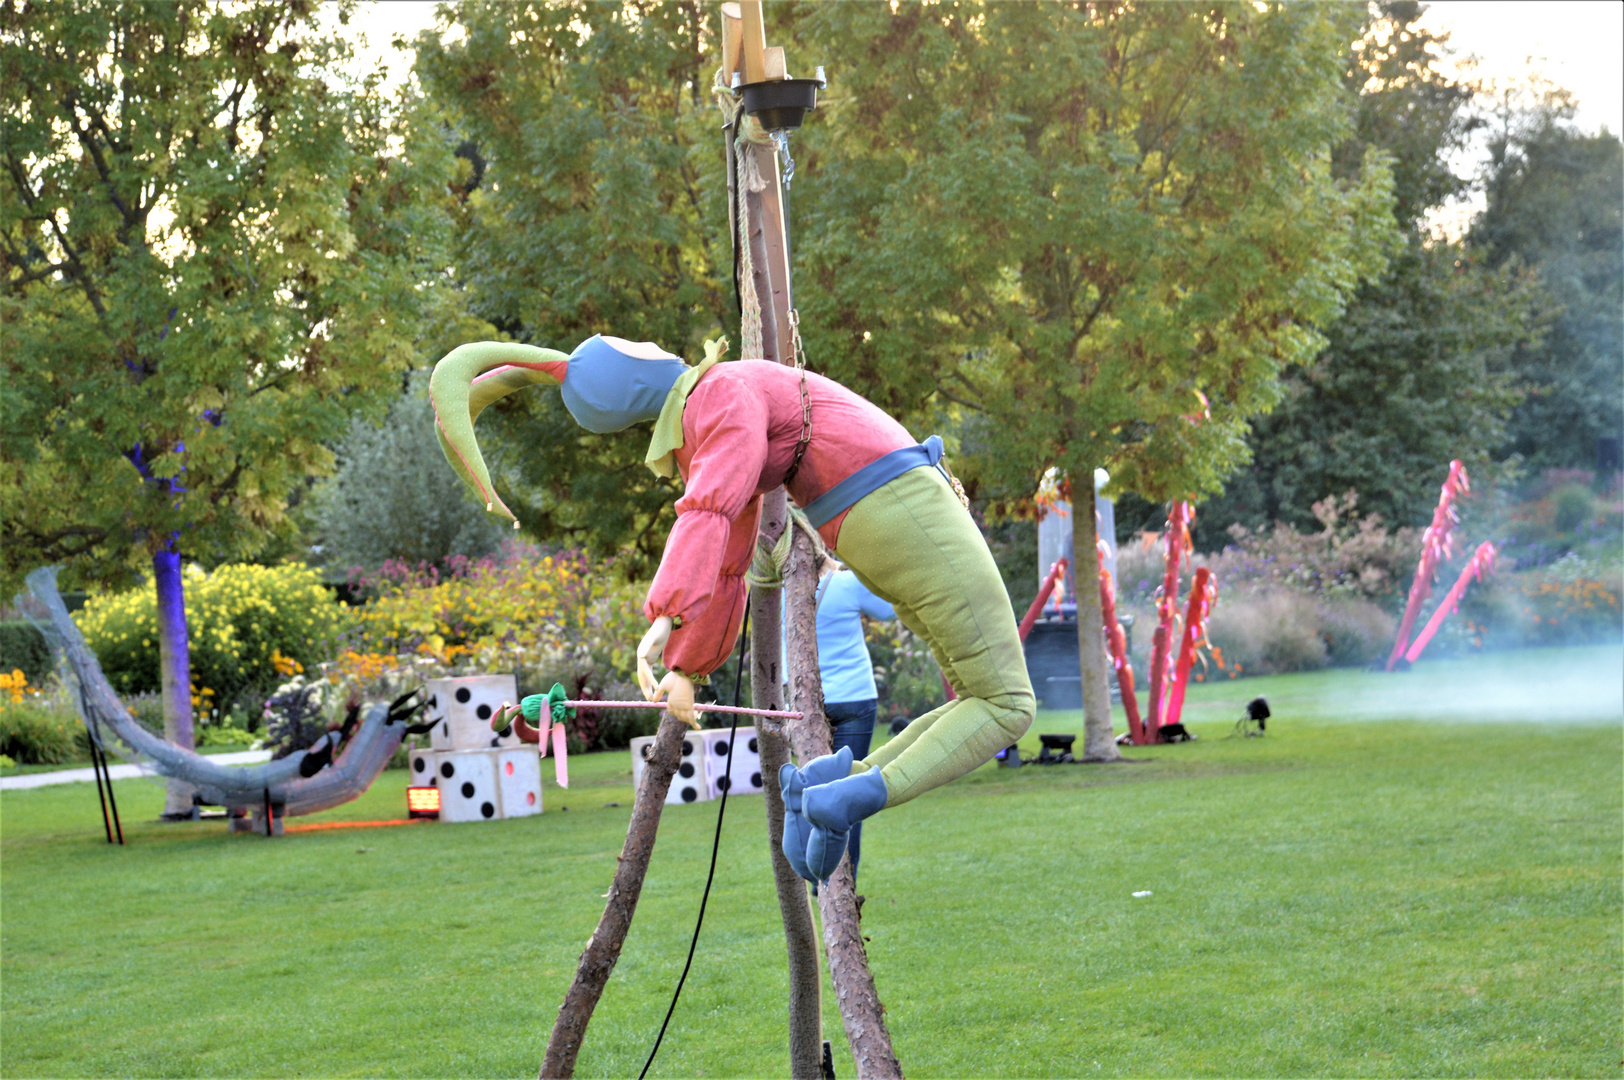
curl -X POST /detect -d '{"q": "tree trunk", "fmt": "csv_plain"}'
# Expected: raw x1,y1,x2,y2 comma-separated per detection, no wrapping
1070,496,1122,762
752,489,824,1080
541,710,689,1079
784,528,903,1080
152,546,197,817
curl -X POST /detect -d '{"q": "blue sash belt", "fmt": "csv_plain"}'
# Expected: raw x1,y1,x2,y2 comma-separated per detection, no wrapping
801,435,947,529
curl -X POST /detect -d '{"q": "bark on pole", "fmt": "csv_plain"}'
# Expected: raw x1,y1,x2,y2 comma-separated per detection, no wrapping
540,711,690,1079
733,8,900,1070
744,124,824,1076
1071,495,1122,762
751,491,824,1079
784,529,903,1080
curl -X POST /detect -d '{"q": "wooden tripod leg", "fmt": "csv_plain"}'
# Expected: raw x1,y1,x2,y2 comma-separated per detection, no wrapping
540,710,689,1079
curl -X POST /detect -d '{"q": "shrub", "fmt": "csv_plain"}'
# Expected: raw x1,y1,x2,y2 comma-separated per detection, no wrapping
0,699,82,764
77,563,351,714
340,543,649,750
1205,591,1328,676
260,676,337,760
0,622,53,685
310,372,508,578
866,623,947,721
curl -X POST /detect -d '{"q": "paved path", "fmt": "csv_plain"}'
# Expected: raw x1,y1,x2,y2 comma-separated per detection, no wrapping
0,749,272,790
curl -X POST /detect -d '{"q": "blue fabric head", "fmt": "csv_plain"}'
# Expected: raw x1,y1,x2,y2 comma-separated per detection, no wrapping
560,336,687,433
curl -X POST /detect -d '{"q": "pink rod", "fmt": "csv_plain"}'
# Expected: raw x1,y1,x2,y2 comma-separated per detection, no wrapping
1388,460,1468,670
1403,542,1497,664
562,700,804,720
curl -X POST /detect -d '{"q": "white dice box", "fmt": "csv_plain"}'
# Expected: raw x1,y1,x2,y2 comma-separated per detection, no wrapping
629,733,711,806
496,747,543,818
436,749,501,823
425,675,522,752
407,745,438,789
703,726,764,799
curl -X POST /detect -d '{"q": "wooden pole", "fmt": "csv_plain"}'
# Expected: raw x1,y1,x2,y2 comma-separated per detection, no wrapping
540,711,691,1079
729,5,902,1073
785,529,904,1080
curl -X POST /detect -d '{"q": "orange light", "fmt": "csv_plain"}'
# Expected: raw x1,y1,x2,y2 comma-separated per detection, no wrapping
406,787,442,817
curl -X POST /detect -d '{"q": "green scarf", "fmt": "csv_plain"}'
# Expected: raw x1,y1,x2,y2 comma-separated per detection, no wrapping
645,337,728,479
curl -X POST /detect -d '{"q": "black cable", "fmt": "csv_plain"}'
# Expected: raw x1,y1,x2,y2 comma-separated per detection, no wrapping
639,605,752,1079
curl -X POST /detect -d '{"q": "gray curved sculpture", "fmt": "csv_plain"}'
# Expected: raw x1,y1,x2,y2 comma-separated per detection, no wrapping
22,567,411,818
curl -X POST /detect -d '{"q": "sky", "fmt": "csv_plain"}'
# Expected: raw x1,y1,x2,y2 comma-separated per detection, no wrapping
338,0,1624,239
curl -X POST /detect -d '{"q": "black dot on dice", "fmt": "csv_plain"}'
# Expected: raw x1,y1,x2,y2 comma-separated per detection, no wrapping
476,703,491,720
679,762,694,778
461,781,475,798
481,802,495,819
714,742,728,756
751,772,762,787
748,737,759,753
455,687,471,703
490,737,500,747
430,776,437,787
498,724,513,737
681,786,698,803
640,744,652,760
441,761,455,779
681,740,693,756
717,776,731,791
413,758,425,773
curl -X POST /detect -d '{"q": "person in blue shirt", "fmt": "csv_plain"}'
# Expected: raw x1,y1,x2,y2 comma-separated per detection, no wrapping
812,566,895,885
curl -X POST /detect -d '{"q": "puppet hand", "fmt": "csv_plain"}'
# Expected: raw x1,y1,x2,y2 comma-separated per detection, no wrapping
636,616,674,701
651,670,699,729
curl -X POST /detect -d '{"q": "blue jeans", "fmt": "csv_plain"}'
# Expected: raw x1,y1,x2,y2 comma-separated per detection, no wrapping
825,699,877,885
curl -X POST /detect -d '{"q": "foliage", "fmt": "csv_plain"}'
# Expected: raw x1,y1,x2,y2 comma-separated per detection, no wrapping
1195,4,1539,542
259,675,334,760
0,622,53,686
413,1,727,572
341,542,648,749
0,698,82,765
77,563,350,712
791,1,1393,509
1472,100,1623,473
309,373,508,578
0,0,458,593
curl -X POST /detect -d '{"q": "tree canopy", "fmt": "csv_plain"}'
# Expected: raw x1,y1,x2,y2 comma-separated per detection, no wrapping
788,1,1394,511
1,0,454,592
413,0,729,572
1185,1,1542,544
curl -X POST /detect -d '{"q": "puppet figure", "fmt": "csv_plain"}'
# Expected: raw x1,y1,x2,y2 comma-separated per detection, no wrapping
431,336,1034,881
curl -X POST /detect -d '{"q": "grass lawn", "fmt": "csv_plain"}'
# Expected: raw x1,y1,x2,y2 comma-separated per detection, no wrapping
1,646,1619,1077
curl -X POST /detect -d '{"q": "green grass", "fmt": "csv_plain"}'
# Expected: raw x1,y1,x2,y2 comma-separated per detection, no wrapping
2,647,1619,1077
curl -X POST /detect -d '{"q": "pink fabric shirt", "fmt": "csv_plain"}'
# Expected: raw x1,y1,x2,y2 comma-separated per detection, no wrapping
644,360,916,676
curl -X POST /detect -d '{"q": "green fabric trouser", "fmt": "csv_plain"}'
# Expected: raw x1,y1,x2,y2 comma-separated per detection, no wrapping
833,465,1035,807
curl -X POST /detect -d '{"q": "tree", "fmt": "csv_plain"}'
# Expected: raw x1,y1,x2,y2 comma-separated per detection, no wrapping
789,2,1393,759
1189,2,1540,545
310,374,508,578
1,1,452,812
413,1,731,574
1472,100,1623,474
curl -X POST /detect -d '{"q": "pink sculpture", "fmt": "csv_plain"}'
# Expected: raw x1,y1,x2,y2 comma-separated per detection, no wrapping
1403,542,1498,664
1388,461,1470,671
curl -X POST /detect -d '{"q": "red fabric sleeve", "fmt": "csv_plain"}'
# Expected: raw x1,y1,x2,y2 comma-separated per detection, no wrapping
660,497,761,677
644,380,770,676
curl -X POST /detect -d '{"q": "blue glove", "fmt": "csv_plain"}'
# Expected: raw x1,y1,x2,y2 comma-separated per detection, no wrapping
779,746,853,883
802,767,888,883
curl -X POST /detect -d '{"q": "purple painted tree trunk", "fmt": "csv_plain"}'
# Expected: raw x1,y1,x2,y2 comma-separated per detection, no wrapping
152,547,197,818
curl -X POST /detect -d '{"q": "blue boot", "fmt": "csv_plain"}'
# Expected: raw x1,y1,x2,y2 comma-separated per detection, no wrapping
779,747,853,883
802,768,888,883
